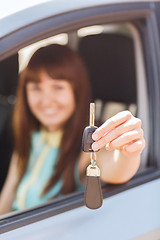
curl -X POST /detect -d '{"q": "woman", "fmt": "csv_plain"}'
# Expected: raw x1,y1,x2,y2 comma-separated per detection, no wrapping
0,44,145,214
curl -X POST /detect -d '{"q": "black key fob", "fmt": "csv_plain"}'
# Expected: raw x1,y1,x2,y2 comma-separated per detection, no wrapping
82,126,98,152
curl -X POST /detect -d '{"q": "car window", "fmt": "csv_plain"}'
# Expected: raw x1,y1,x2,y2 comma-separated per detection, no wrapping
0,22,149,216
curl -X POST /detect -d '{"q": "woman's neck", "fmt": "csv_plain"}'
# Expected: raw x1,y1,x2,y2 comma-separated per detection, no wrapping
41,126,63,147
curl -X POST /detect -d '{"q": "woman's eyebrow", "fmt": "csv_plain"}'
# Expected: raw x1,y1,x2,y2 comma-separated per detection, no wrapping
49,80,66,85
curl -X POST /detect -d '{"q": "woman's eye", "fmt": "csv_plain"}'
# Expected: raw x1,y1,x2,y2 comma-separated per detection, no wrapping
34,86,40,90
54,85,64,90
30,85,41,91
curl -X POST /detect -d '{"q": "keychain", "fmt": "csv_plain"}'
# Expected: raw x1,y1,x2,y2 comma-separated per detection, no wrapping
82,103,103,209
85,152,103,209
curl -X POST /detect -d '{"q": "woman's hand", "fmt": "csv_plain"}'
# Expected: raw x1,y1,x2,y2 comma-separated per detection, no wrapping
92,110,145,154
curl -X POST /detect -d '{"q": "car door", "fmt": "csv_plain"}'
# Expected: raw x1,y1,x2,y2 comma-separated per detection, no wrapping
0,1,160,239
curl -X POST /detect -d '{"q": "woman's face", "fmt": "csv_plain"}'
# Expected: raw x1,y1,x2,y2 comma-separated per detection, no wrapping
26,71,75,131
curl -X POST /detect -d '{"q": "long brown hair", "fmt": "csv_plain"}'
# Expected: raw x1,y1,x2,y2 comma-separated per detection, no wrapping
13,44,91,195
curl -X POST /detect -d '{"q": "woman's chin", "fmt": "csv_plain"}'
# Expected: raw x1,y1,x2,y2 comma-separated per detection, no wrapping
42,120,63,132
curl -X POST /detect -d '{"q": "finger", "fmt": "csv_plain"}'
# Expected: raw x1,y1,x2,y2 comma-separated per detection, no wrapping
95,117,142,149
109,128,144,150
112,117,142,136
92,110,132,141
92,126,143,152
123,138,146,153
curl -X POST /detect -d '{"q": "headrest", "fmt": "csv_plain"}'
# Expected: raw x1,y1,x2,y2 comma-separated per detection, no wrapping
78,33,137,104
0,54,19,95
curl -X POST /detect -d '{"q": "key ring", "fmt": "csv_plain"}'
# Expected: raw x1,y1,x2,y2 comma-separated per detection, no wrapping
90,152,96,166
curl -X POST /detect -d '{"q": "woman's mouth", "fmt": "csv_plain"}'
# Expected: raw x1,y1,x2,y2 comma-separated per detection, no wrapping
42,108,59,116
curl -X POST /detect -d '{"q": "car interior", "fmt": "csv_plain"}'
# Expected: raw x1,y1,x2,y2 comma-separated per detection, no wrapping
0,22,149,207
0,54,18,191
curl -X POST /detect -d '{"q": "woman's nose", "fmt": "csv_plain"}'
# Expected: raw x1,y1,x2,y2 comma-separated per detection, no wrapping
41,89,55,106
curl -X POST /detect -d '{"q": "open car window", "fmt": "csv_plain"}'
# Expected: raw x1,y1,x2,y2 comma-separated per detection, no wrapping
0,21,149,212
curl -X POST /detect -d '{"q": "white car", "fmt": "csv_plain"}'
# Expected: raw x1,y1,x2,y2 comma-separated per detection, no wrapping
0,0,160,239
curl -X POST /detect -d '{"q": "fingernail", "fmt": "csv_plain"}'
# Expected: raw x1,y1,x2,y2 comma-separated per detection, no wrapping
92,142,99,151
123,145,126,151
92,133,99,140
106,143,110,151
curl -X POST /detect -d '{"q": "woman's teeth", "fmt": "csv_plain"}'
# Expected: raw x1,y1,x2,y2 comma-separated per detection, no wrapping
43,109,58,115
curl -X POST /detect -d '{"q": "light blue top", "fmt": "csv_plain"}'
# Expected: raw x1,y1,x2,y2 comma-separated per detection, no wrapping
13,131,84,210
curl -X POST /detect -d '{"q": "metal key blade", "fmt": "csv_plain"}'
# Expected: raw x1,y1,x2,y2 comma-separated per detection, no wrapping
90,103,95,127
82,102,98,152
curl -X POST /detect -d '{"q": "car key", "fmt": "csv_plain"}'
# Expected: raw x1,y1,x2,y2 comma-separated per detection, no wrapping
82,103,103,209
82,103,98,152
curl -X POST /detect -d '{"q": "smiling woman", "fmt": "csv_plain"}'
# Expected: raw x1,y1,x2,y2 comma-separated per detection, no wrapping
0,43,145,215
0,44,91,212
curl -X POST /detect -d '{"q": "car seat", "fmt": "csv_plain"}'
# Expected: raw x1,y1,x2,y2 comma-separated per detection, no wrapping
0,54,18,191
